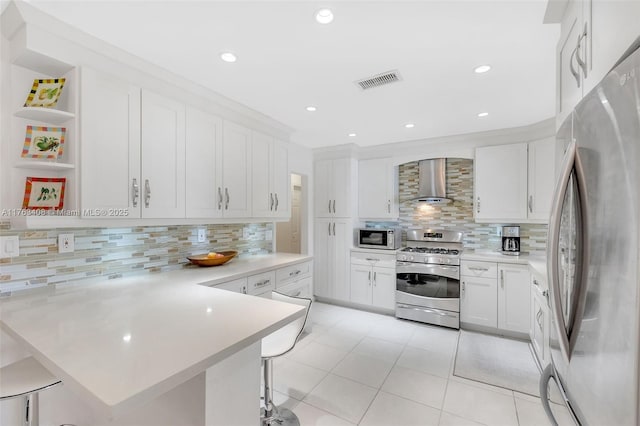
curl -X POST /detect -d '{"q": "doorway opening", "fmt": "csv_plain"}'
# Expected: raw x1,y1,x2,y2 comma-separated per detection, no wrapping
276,173,305,254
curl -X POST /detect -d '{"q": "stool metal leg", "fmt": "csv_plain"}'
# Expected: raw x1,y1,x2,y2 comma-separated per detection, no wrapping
261,358,299,426
24,393,39,426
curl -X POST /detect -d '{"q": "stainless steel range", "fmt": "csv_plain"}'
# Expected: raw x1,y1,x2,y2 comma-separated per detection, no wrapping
395,229,463,329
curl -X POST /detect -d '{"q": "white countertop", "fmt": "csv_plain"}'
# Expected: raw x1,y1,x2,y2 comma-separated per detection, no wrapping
0,253,310,417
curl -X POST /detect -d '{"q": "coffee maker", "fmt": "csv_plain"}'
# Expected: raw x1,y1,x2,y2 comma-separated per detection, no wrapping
501,226,520,255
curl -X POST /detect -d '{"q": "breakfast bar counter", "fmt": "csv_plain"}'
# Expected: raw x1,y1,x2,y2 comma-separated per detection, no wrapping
0,253,310,425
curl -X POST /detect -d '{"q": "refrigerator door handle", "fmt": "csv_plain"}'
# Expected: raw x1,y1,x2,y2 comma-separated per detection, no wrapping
547,138,590,362
540,364,560,426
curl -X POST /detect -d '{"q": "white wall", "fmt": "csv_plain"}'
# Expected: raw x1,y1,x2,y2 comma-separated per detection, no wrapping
287,141,313,255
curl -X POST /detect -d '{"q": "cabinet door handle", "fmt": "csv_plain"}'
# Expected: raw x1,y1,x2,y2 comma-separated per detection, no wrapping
533,278,539,287
373,271,377,285
387,200,391,213
500,270,504,289
328,200,332,214
569,45,581,88
132,178,139,207
476,196,480,214
462,281,466,293
270,193,274,211
275,193,279,211
332,199,336,214
332,222,335,236
528,195,533,213
242,285,247,294
225,188,230,210
368,271,371,285
575,23,588,78
218,187,223,210
144,179,151,207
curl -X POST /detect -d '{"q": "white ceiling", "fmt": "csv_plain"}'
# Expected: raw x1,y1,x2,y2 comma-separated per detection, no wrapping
20,0,559,149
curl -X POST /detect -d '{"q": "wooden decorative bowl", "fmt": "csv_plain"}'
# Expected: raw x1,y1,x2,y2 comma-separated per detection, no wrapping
187,250,238,267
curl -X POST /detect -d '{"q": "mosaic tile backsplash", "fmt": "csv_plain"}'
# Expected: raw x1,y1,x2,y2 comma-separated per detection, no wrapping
367,159,548,253
0,222,273,295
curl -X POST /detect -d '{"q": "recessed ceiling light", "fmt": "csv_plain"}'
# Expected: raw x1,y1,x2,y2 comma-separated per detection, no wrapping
315,8,334,24
220,52,237,63
477,112,489,117
474,65,491,74
348,133,357,137
306,106,317,112
405,123,415,128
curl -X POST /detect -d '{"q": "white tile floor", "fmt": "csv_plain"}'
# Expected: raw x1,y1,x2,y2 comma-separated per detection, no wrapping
265,302,574,426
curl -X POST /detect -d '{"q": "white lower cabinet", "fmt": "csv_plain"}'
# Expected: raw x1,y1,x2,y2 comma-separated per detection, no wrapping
349,251,396,311
460,260,531,335
275,260,313,299
461,261,498,327
313,219,351,302
497,263,531,334
530,271,550,366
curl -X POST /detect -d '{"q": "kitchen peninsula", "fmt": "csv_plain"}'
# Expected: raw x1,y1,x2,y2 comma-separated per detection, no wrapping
0,254,310,425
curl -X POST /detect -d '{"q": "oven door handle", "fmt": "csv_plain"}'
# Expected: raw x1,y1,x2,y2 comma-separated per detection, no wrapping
396,304,459,318
396,263,460,280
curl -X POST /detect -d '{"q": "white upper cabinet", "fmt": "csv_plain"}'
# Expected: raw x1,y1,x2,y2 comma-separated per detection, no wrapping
475,143,528,222
527,137,556,220
141,90,186,218
475,139,556,223
315,158,355,218
185,107,222,218
80,67,141,218
251,131,289,218
553,0,640,126
221,121,252,218
358,157,398,220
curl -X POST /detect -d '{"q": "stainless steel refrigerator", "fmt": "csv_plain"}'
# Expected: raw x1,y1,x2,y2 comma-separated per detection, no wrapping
540,38,640,425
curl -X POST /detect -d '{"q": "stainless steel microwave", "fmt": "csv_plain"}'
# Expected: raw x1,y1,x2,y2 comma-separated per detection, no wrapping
357,228,402,250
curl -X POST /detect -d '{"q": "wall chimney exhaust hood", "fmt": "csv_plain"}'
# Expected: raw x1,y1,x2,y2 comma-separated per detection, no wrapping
413,158,452,204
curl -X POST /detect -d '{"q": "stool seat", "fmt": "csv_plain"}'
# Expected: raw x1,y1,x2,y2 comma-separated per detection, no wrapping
0,356,60,399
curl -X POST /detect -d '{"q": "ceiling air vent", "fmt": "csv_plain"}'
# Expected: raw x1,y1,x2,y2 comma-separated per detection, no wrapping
355,70,402,90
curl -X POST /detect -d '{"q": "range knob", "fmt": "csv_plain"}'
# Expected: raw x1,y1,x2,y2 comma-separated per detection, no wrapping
399,254,406,261
409,255,415,262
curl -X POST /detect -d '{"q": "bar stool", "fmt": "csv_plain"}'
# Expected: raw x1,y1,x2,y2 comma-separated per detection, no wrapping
0,356,61,426
261,291,312,426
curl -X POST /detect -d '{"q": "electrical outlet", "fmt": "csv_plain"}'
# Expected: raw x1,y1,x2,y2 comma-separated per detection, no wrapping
197,228,206,243
0,235,19,258
58,233,74,253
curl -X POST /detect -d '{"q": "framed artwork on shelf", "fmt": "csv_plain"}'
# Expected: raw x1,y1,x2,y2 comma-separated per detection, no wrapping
21,125,66,159
23,78,66,108
22,177,66,210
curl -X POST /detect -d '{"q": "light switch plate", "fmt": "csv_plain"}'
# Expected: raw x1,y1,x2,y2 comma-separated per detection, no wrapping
58,233,74,253
197,228,206,243
0,236,19,258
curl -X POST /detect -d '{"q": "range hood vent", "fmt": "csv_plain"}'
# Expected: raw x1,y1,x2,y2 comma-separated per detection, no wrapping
355,70,402,90
413,158,452,204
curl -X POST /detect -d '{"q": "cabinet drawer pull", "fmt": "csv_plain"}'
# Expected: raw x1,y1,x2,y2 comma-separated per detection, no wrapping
468,266,489,272
289,270,301,277
255,279,271,287
132,178,139,207
365,258,379,262
144,179,151,207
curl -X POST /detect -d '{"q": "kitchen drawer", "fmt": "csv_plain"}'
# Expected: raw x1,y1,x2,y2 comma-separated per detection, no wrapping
247,271,276,296
276,261,312,287
461,261,497,278
215,277,248,294
276,277,312,299
350,251,396,268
